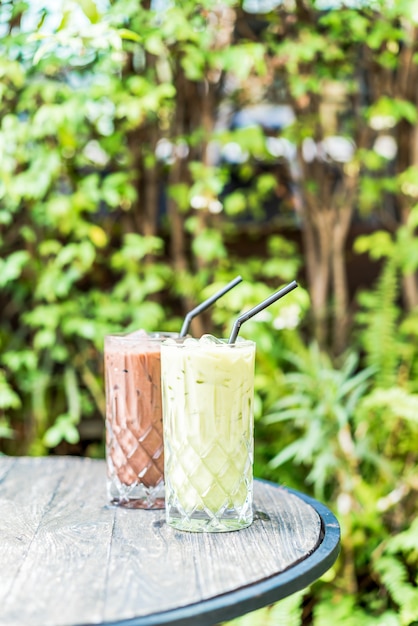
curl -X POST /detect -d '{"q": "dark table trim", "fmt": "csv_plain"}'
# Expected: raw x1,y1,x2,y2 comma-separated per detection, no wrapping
99,481,340,626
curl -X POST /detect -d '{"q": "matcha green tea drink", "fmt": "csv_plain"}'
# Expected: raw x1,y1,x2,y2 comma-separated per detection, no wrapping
161,335,256,532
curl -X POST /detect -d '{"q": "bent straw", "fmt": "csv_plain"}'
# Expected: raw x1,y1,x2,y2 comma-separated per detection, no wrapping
228,280,298,344
180,275,243,337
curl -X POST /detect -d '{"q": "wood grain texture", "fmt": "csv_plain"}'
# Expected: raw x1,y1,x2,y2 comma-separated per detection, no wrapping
0,457,322,626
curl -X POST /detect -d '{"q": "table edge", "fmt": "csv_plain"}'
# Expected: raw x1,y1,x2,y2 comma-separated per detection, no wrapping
98,479,341,626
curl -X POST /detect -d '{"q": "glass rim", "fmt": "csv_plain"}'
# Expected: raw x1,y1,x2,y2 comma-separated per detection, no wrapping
160,337,255,348
105,331,180,344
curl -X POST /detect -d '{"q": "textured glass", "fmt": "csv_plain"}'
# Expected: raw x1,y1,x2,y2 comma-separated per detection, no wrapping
105,331,178,509
161,338,255,531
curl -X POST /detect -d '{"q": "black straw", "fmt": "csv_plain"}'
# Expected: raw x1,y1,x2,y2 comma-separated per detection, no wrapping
228,280,298,344
180,276,243,337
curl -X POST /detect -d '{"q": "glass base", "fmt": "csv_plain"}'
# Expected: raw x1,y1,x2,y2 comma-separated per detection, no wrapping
166,505,253,532
110,496,165,510
107,478,165,510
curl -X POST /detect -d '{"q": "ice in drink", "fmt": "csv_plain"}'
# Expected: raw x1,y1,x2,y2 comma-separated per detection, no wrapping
161,335,256,532
105,330,177,509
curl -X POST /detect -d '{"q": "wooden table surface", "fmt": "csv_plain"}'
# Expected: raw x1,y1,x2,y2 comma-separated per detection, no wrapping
0,456,340,626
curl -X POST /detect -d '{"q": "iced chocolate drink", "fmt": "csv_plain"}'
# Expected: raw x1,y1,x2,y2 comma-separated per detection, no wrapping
105,330,178,509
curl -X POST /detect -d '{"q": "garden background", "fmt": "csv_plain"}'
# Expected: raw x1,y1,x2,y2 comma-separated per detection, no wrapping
1,0,417,623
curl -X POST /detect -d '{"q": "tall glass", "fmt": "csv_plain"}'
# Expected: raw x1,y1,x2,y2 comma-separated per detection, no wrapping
105,330,178,509
161,337,256,532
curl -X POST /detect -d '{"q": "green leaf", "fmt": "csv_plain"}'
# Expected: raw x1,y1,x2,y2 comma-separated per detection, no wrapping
339,365,375,398
0,371,21,410
269,440,302,468
219,43,266,79
118,28,141,43
75,0,100,23
223,191,246,216
181,45,206,80
0,251,29,287
144,34,165,56
264,408,311,424
361,387,418,423
398,166,418,199
34,329,57,349
43,413,80,448
168,183,190,211
2,350,37,372
268,393,311,410
62,317,97,340
33,40,56,65
0,418,14,439
354,232,394,259
191,230,227,262
368,96,418,127
111,233,163,268
385,516,418,556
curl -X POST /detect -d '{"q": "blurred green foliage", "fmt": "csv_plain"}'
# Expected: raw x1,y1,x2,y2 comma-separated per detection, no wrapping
1,0,418,624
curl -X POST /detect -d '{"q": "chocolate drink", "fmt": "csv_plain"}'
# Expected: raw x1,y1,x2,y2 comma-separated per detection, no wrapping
105,331,176,509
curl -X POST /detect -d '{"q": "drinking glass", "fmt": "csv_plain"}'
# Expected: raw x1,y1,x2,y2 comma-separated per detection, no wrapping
105,331,178,509
161,336,256,531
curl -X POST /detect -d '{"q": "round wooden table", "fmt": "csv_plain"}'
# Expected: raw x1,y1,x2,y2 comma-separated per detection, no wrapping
0,456,340,626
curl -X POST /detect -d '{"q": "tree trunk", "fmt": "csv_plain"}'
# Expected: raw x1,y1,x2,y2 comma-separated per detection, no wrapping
296,180,333,348
393,29,418,310
331,178,357,354
331,208,352,355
